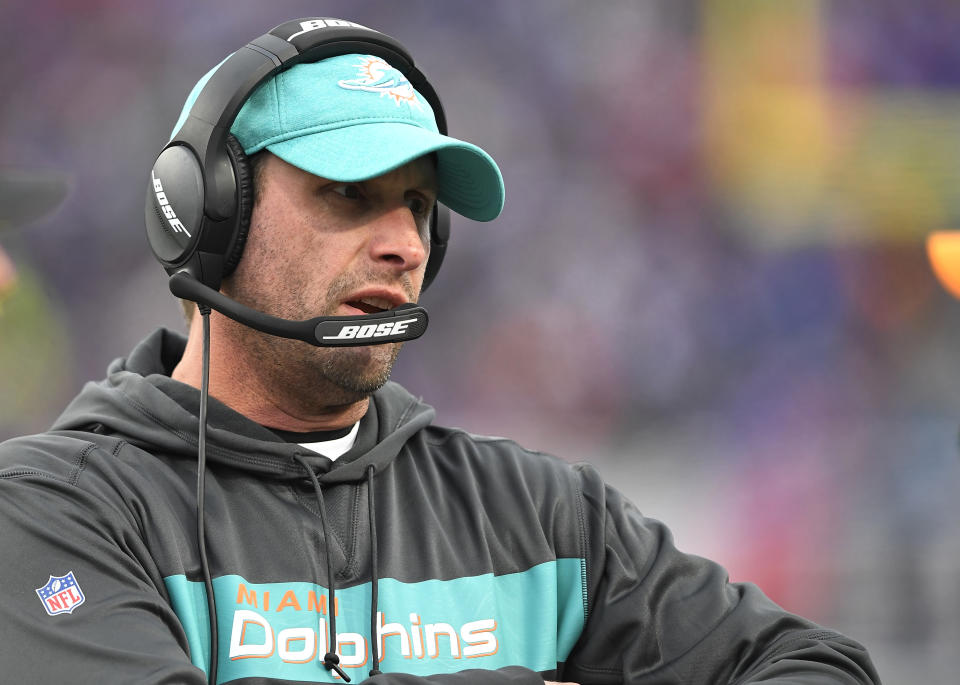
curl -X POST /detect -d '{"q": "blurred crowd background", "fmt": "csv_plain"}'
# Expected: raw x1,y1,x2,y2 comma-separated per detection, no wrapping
2,1,959,681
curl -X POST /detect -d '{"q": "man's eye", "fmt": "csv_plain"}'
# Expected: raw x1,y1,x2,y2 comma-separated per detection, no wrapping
332,184,362,200
405,194,433,216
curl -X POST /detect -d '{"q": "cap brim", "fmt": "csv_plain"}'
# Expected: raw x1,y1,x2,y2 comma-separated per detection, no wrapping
265,123,504,222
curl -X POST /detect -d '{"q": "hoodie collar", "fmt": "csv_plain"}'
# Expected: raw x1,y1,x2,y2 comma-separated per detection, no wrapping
51,328,435,484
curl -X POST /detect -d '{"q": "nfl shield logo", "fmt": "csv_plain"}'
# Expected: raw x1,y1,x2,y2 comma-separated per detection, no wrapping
35,572,85,616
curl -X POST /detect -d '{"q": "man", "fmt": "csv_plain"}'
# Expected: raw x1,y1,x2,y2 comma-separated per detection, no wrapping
0,18,879,685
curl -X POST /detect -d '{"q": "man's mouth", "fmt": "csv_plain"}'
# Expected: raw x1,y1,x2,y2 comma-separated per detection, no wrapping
344,296,395,314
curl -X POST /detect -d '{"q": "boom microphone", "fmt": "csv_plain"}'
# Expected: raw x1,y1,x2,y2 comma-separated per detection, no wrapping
168,271,428,347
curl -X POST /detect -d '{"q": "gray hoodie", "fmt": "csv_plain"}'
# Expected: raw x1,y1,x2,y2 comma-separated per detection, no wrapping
0,328,880,684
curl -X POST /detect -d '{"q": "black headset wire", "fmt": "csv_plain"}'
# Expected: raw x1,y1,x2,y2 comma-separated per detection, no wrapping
196,304,219,685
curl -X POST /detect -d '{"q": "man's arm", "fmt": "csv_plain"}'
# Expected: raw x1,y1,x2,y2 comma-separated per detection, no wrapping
0,437,208,684
561,463,880,684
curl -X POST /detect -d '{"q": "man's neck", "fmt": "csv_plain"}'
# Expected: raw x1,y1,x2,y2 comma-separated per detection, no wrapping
170,312,369,432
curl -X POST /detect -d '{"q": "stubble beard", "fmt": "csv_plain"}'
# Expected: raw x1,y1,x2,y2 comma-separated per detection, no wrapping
222,268,411,409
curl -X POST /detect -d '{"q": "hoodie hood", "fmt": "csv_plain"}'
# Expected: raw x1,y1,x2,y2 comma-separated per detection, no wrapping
51,328,435,484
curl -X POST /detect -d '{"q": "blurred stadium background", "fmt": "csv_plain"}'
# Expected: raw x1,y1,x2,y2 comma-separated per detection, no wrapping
2,1,959,681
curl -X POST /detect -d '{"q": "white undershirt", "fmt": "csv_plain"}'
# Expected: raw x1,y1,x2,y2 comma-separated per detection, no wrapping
297,421,360,461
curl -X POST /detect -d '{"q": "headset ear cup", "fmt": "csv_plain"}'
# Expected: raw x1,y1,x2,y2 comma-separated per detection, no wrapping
222,134,254,278
422,204,449,291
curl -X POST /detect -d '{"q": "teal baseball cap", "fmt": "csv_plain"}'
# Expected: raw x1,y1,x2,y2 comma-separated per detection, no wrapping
172,53,504,222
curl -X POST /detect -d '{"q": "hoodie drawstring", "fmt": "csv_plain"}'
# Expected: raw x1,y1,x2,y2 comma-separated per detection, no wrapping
291,458,385,681
366,464,382,678
293,455,350,683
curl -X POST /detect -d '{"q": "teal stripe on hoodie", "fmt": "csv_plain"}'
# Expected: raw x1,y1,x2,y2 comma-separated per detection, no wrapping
165,558,585,683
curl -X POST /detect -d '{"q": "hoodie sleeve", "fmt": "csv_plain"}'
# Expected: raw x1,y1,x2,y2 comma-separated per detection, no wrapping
0,437,208,684
559,463,881,684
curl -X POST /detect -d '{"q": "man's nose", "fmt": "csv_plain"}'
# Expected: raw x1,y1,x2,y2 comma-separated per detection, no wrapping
368,206,428,273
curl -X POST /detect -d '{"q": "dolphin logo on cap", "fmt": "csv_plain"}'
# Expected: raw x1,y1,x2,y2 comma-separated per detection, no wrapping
337,56,423,110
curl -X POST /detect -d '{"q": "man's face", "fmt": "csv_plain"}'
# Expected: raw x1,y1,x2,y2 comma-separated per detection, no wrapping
222,152,437,405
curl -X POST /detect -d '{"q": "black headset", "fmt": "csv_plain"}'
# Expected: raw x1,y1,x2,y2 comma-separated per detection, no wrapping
145,17,450,294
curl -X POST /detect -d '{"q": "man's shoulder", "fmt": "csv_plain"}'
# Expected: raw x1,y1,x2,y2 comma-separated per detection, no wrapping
0,428,136,486
422,422,551,456
413,420,617,502
1,429,97,467
419,422,585,478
